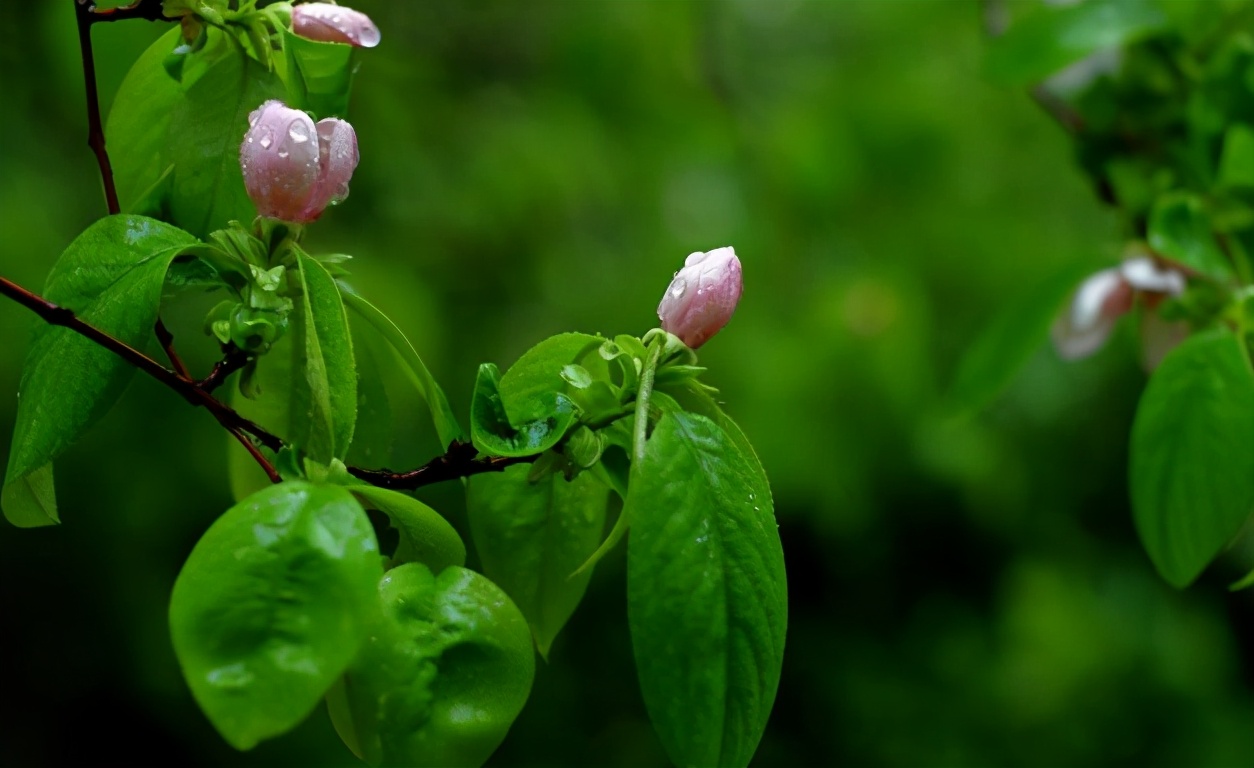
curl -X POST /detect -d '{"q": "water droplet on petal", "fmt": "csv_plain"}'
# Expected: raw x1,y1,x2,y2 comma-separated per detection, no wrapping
259,135,273,150
288,121,310,143
277,150,289,159
669,276,688,298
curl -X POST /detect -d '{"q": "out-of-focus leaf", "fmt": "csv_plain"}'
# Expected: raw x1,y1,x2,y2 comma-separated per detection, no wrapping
985,0,1166,86
1130,329,1254,588
1148,192,1234,282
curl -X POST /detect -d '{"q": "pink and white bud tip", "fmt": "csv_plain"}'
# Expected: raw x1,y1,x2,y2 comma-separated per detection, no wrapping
657,246,743,349
291,3,381,48
240,100,359,224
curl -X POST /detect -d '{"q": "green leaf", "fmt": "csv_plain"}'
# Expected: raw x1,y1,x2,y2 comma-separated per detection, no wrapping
497,333,603,422
281,25,355,118
984,0,1167,86
341,288,463,449
2,215,196,527
466,465,609,658
229,337,294,502
1218,123,1254,189
348,485,466,572
470,363,578,457
1130,330,1254,588
108,29,183,217
946,262,1099,412
169,481,382,750
626,411,786,768
1148,192,1234,282
290,253,357,463
325,564,535,768
345,317,394,468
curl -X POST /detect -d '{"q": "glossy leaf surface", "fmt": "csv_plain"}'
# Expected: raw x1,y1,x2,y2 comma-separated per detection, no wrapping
281,26,354,118
349,485,466,572
627,411,786,768
1148,193,1233,282
3,215,195,527
1130,330,1254,588
466,464,609,658
470,363,577,457
290,253,357,463
326,564,535,768
169,481,382,749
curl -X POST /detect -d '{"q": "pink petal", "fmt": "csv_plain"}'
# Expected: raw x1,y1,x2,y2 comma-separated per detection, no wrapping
658,246,743,349
1051,268,1133,360
291,3,381,48
298,118,360,221
240,100,321,222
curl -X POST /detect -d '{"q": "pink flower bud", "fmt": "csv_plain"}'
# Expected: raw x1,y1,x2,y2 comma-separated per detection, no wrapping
1051,256,1187,361
657,246,743,349
239,100,360,224
291,2,381,48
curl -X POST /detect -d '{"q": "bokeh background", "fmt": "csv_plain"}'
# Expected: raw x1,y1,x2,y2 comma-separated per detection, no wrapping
2,1,1253,766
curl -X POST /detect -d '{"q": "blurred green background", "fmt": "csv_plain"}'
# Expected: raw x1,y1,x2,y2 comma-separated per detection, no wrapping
2,1,1253,766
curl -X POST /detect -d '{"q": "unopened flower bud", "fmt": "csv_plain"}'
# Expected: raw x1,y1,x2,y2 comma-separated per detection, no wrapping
657,246,743,349
1052,256,1187,362
240,100,359,223
291,2,381,48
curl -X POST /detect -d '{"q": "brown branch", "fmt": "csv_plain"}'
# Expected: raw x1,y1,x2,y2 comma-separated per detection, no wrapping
74,0,120,215
348,441,538,490
154,319,191,378
0,275,282,455
78,0,168,25
199,344,251,393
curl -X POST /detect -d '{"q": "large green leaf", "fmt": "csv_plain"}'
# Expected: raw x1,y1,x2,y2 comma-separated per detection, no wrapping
1148,192,1234,282
290,253,357,463
984,0,1167,86
2,215,196,527
107,28,183,216
325,564,535,768
348,485,466,572
466,464,609,658
626,411,786,768
169,481,382,750
1130,330,1254,588
341,289,463,449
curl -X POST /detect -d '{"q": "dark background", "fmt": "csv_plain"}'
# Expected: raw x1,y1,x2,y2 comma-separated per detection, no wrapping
1,1,1252,766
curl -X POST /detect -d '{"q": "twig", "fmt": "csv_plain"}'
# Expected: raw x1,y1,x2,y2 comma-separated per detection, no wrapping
347,441,537,490
154,319,192,378
74,0,121,215
0,276,282,454
199,344,251,393
77,0,168,25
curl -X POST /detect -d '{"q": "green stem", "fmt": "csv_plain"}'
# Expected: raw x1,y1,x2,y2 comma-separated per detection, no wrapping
632,337,663,465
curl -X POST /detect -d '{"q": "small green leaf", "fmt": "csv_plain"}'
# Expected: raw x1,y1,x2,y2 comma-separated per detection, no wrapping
497,333,603,423
947,262,1098,412
1130,330,1254,588
627,411,786,768
325,564,535,768
341,288,463,449
169,481,382,750
466,465,609,658
1218,123,1254,189
349,485,466,572
1148,192,1234,282
290,253,357,463
470,364,578,457
2,215,196,527
984,0,1167,86
281,25,354,118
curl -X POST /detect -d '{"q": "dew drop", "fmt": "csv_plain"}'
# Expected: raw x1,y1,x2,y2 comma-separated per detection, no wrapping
277,150,289,159
288,121,310,143
669,276,687,298
259,135,273,150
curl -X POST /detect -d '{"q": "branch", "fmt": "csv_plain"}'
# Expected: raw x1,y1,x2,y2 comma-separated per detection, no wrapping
0,275,282,455
199,344,252,393
347,442,538,490
77,0,168,25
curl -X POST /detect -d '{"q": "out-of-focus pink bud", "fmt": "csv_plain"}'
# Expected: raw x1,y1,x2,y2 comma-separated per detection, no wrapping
239,100,360,224
1051,256,1187,361
1052,268,1134,360
291,2,381,48
657,246,743,349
